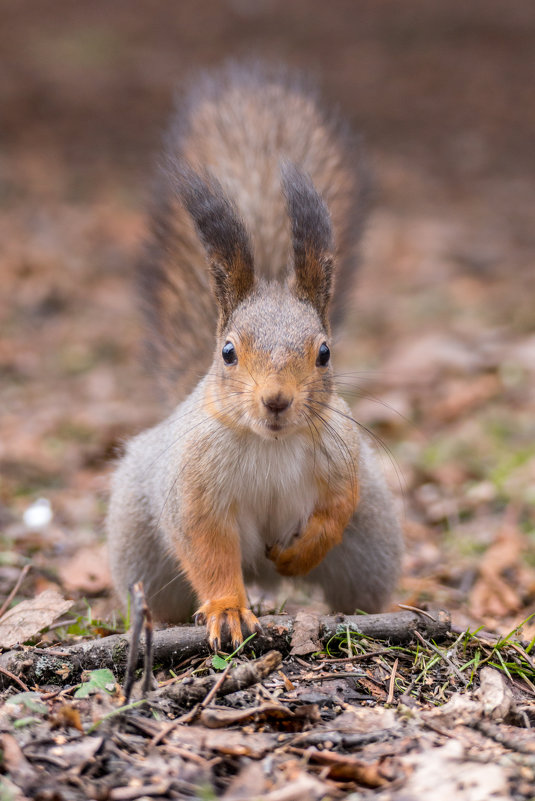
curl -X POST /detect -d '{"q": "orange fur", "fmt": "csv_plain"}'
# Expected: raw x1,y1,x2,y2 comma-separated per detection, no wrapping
267,480,358,576
177,498,259,649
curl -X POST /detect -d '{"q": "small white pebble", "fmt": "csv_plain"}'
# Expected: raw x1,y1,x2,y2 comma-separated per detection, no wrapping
23,498,52,529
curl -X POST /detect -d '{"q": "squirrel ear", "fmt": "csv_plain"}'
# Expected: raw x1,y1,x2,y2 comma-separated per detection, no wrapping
173,163,255,328
282,162,334,328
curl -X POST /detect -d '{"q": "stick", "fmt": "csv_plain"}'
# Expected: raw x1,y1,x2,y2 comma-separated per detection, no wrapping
413,630,468,687
123,582,146,703
0,565,31,620
0,609,450,689
156,650,282,709
142,606,154,696
386,657,398,704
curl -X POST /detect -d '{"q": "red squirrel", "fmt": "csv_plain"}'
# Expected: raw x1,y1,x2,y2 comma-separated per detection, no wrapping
107,63,403,650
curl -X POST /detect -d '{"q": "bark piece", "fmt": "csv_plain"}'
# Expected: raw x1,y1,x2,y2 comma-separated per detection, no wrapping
157,650,282,708
290,611,321,656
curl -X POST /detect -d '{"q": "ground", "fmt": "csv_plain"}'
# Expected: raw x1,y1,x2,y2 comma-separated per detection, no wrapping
1,1,534,799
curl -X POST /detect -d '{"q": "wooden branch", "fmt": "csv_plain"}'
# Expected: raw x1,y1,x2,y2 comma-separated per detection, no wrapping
0,609,450,689
155,650,282,708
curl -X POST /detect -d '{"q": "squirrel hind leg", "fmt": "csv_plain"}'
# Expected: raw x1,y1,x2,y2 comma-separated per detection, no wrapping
110,536,195,624
140,567,196,625
307,523,403,615
303,487,403,614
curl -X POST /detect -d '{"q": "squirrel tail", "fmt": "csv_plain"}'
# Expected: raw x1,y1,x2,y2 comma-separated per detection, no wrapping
138,61,370,404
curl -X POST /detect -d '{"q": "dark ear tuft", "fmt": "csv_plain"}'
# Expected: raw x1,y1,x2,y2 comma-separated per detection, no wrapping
281,162,334,327
172,162,255,328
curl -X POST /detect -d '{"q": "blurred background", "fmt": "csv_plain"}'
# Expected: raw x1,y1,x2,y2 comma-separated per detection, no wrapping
1,0,534,633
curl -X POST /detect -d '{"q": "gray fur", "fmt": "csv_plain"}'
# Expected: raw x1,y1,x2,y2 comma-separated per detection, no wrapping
108,63,402,625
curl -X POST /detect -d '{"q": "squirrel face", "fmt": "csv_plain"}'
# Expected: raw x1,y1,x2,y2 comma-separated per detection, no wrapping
177,161,337,441
208,286,334,440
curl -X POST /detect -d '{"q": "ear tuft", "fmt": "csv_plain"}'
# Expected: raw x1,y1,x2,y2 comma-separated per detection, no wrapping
281,162,334,327
171,162,255,328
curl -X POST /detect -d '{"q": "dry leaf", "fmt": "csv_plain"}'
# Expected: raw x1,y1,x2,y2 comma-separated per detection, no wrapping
303,749,397,787
170,725,276,759
57,543,111,594
432,374,500,423
469,511,526,619
50,704,84,732
0,589,73,648
401,740,508,801
200,702,295,729
290,611,321,656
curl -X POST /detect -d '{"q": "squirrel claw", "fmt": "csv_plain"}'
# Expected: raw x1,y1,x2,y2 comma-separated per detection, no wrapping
195,602,261,651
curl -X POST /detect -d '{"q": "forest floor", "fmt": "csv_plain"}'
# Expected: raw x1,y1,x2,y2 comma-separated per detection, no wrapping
1,1,534,798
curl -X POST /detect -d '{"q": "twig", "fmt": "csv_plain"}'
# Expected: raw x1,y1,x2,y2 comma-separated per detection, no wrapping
321,647,398,663
123,582,146,703
142,604,154,696
291,728,396,749
300,671,366,681
0,666,29,692
200,662,232,707
397,603,436,621
157,667,195,688
150,700,204,746
157,650,282,709
386,657,398,704
153,662,235,734
413,630,468,687
0,565,31,620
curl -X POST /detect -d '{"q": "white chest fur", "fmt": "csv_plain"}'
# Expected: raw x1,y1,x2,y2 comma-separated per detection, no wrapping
213,430,322,571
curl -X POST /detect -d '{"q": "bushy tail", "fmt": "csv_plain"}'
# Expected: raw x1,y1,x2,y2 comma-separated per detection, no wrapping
138,61,370,404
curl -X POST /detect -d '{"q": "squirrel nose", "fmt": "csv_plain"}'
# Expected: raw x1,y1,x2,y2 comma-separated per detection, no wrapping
262,392,293,415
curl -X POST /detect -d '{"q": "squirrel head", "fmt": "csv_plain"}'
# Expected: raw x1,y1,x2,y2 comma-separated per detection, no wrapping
177,162,335,439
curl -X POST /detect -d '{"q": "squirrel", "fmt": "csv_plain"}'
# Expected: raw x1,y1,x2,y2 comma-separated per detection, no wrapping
106,63,403,651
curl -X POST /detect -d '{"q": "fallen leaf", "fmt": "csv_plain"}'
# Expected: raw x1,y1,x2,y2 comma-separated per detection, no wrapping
57,543,111,594
401,740,508,801
49,703,84,732
170,725,276,759
469,511,527,619
278,669,295,691
431,374,501,423
41,736,103,768
301,749,398,787
0,733,35,786
199,702,296,729
0,589,73,648
6,692,47,715
290,611,321,656
74,668,116,698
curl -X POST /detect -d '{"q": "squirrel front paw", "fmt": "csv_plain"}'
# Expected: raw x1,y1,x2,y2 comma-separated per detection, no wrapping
267,520,331,577
194,599,262,651
266,542,311,577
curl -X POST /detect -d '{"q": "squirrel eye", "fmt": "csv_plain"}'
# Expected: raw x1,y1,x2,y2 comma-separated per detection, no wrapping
316,342,330,367
222,341,238,365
